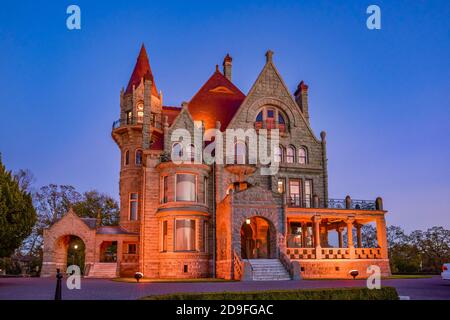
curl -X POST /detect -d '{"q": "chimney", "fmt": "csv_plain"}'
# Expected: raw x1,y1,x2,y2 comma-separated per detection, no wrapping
294,81,309,122
223,54,232,81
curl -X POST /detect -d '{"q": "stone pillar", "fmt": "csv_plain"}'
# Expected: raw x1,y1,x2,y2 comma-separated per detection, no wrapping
337,227,344,248
116,240,123,276
376,216,389,259
301,222,308,248
313,216,321,259
356,224,362,248
346,217,355,259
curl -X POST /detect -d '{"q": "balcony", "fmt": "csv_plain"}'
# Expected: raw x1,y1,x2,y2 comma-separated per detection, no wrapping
112,116,162,130
286,195,381,211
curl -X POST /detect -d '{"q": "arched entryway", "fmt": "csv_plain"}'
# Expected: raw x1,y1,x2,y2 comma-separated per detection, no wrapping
54,235,86,274
240,216,274,259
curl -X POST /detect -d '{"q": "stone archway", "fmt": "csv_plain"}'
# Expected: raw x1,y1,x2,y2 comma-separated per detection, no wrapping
53,235,86,274
41,209,96,277
238,216,277,259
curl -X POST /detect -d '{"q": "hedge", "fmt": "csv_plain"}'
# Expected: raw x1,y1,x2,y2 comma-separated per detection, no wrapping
141,287,399,300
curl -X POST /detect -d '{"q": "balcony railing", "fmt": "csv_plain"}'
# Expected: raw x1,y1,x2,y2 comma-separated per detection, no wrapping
112,116,162,130
286,195,379,211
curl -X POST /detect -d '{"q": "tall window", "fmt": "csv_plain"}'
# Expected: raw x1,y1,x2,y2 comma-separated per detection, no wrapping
299,147,308,164
176,174,196,202
274,145,283,163
162,220,168,252
129,193,139,220
304,179,313,208
235,142,247,164
203,177,208,204
171,143,183,162
162,176,168,203
203,221,208,253
126,111,133,124
135,150,143,166
186,144,196,162
289,180,301,207
286,146,295,163
136,103,144,123
277,178,285,194
175,219,196,251
124,150,130,166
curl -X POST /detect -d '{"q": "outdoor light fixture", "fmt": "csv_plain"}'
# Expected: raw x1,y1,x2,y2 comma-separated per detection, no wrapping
246,218,251,225
74,245,78,250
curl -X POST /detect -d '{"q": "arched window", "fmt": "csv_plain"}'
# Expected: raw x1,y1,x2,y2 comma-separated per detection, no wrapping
298,147,308,164
135,149,143,166
186,144,196,162
235,141,247,164
286,146,295,163
171,142,183,162
255,107,287,133
124,150,130,166
274,145,284,163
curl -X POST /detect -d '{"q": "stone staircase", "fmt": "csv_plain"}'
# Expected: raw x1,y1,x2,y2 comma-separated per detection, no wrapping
85,263,117,278
248,259,291,281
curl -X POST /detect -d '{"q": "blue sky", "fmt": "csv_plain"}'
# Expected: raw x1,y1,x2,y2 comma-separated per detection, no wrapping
0,1,449,231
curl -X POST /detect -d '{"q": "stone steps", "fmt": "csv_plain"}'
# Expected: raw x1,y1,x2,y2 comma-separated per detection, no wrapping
85,263,117,278
248,259,291,281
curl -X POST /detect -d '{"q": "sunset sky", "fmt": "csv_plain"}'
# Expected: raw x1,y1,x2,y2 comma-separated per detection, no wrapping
0,0,449,231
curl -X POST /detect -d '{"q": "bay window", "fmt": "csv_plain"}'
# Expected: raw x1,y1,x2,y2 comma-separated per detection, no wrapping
176,174,196,202
175,219,196,251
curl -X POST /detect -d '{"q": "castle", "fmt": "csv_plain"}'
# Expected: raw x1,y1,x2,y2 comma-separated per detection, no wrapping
41,45,390,280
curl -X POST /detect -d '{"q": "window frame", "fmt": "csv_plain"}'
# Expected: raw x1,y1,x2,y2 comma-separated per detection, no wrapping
175,173,198,202
174,219,197,252
129,192,139,221
286,145,296,163
135,149,143,166
298,146,308,165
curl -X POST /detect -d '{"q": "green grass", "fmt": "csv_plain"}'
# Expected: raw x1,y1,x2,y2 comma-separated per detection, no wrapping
112,277,234,283
141,287,399,300
387,274,433,279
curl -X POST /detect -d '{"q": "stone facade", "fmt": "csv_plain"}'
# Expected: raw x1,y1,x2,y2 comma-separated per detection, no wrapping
41,45,390,280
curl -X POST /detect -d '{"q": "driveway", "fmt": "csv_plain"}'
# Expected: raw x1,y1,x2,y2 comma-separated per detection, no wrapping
0,276,449,300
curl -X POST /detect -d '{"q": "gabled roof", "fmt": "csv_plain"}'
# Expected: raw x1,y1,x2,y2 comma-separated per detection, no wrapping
125,44,158,96
188,69,246,131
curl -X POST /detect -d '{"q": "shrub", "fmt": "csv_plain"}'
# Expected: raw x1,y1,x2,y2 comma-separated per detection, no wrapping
141,287,399,300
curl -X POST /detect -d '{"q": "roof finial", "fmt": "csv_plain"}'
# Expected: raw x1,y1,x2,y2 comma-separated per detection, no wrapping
215,64,219,72
265,50,274,63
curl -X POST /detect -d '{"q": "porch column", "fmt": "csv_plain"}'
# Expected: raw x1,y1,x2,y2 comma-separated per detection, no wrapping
356,224,362,248
313,215,322,259
337,227,344,248
116,240,123,277
301,222,308,247
346,217,355,259
376,216,389,259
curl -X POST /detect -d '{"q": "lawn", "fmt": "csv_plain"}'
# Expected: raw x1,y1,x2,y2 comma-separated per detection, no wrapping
141,287,399,300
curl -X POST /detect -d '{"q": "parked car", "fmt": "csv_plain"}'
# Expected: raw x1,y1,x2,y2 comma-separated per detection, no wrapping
441,264,450,280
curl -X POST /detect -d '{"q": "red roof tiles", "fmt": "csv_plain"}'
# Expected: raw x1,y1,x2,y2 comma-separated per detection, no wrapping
188,70,245,131
125,44,158,96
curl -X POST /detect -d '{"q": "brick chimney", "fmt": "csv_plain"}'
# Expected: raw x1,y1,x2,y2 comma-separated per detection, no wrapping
223,54,232,81
294,81,309,122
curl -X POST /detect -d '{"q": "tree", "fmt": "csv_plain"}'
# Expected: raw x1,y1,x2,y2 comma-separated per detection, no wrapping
73,190,119,226
0,157,37,257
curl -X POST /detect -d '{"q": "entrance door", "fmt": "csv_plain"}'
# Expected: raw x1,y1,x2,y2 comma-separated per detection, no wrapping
240,217,270,259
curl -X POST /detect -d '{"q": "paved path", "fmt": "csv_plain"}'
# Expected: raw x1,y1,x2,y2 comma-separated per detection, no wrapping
0,276,449,300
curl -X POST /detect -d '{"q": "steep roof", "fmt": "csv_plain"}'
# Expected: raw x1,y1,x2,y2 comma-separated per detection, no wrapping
125,44,158,96
188,69,246,131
